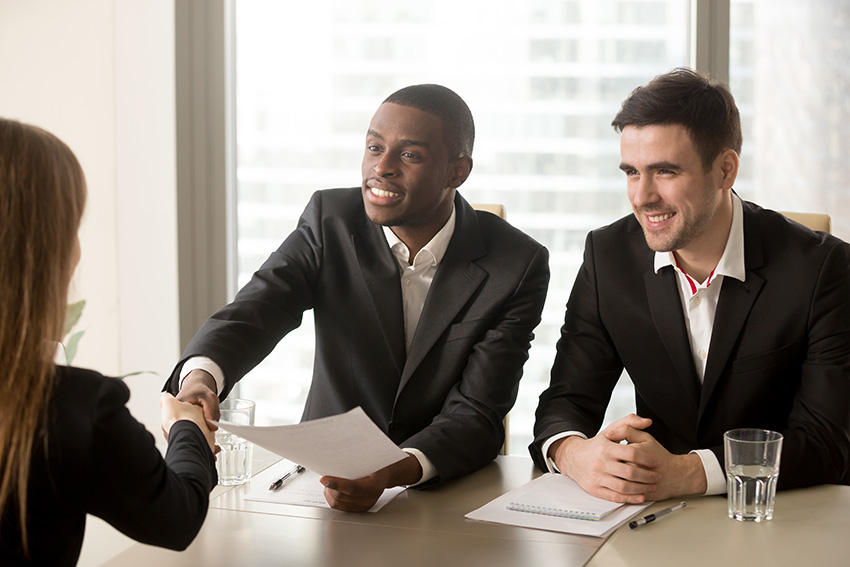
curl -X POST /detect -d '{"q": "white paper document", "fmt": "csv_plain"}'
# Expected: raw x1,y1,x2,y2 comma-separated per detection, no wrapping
214,406,408,479
465,473,650,538
243,459,406,512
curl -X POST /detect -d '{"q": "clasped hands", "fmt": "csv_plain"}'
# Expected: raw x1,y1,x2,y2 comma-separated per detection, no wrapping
549,414,706,503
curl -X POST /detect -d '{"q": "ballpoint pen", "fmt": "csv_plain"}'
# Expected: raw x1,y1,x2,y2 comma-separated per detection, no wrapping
629,501,687,529
269,464,305,491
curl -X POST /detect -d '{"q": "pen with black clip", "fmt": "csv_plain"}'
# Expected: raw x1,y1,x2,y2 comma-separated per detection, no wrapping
629,501,687,529
269,464,305,491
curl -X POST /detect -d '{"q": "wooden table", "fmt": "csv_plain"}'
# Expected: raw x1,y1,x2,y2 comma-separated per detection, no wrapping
96,451,850,566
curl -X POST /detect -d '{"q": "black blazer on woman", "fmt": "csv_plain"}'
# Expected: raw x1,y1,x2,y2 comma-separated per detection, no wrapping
1,366,217,566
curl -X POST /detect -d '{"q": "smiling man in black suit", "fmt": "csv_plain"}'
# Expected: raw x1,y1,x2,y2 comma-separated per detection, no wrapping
531,68,850,503
166,84,550,511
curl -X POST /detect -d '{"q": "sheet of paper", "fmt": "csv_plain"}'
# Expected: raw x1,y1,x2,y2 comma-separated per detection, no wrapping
243,459,406,512
465,474,650,538
214,406,408,479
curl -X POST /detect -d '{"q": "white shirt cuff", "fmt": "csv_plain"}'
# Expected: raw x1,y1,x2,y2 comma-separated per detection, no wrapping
179,356,225,395
541,431,587,473
401,448,437,487
691,449,726,495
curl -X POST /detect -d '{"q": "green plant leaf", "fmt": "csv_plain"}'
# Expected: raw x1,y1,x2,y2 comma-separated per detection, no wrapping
64,300,85,337
64,330,85,365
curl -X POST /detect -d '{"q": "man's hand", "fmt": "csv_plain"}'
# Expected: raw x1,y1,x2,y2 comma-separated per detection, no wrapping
176,369,221,422
163,369,220,442
550,414,707,503
550,414,660,504
609,419,707,501
320,453,423,512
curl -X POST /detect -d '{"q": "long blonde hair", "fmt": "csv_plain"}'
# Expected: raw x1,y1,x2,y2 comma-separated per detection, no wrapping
0,118,87,555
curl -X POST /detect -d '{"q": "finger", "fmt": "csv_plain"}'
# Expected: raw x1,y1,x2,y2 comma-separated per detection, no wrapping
607,440,661,470
590,485,650,505
604,423,652,444
197,397,220,422
604,413,652,434
320,475,345,492
605,459,662,485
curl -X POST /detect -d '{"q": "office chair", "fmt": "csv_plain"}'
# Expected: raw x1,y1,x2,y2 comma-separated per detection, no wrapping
779,211,832,234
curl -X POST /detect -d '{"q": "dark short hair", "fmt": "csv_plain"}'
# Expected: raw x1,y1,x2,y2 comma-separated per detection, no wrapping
384,84,475,159
611,67,742,171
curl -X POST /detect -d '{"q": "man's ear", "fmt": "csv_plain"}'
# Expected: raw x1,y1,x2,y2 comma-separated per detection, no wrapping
447,156,473,189
718,148,739,190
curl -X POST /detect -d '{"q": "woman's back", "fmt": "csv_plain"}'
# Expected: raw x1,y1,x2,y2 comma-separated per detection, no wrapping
0,366,216,565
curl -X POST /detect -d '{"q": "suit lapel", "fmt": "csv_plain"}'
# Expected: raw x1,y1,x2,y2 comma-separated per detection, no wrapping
399,197,487,392
351,212,406,376
645,266,702,408
699,206,766,416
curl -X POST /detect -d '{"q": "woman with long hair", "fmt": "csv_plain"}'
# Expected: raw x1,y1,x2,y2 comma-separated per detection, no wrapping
0,118,217,565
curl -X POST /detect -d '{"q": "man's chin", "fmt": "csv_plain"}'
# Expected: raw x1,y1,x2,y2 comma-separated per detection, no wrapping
364,206,398,227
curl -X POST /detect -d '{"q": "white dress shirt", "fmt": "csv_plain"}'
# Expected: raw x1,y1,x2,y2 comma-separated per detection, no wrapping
181,205,458,487
543,195,745,496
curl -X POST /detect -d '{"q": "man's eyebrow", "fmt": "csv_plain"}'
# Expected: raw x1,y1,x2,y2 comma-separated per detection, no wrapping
647,161,680,170
366,129,429,148
618,161,681,171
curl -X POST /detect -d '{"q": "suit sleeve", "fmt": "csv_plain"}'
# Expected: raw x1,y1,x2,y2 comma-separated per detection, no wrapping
403,244,550,483
86,379,217,550
529,232,625,471
163,191,325,398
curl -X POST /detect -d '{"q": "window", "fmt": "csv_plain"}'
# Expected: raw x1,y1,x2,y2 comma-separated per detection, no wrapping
730,0,850,242
232,0,689,454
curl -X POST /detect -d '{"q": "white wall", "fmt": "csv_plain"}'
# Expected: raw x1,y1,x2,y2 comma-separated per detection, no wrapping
0,0,179,436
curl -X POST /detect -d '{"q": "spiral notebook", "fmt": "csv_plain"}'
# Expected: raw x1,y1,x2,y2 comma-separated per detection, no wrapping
465,472,649,537
505,474,623,521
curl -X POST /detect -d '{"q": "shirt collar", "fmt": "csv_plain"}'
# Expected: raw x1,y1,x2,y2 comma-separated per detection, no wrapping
383,203,456,268
653,193,746,283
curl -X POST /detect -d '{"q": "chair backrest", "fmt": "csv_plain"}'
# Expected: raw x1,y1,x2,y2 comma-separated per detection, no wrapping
472,203,506,219
779,211,832,234
472,203,510,454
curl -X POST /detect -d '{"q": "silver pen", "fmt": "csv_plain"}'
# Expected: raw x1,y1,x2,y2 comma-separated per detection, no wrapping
268,464,305,491
629,501,687,529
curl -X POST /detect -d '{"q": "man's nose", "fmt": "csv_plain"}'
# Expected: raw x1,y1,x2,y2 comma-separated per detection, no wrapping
373,152,397,177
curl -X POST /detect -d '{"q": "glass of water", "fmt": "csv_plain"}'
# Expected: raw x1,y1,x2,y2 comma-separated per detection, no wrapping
216,398,255,485
724,428,783,522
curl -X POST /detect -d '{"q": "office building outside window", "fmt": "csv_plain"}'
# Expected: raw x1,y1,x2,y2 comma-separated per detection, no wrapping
730,0,850,242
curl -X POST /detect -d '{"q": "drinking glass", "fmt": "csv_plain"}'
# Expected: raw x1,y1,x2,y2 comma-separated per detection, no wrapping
216,398,255,485
724,428,783,521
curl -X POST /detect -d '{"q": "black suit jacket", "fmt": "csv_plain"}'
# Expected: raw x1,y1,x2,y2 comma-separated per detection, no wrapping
167,188,549,484
531,200,850,489
1,366,217,566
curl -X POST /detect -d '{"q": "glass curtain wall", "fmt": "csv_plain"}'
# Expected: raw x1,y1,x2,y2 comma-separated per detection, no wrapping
234,0,689,453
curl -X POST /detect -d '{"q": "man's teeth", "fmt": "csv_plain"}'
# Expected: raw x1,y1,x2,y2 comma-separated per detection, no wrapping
370,187,400,198
648,213,673,222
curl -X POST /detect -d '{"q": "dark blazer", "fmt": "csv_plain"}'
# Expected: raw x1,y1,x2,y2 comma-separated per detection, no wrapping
166,188,549,484
531,199,850,489
0,366,217,566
